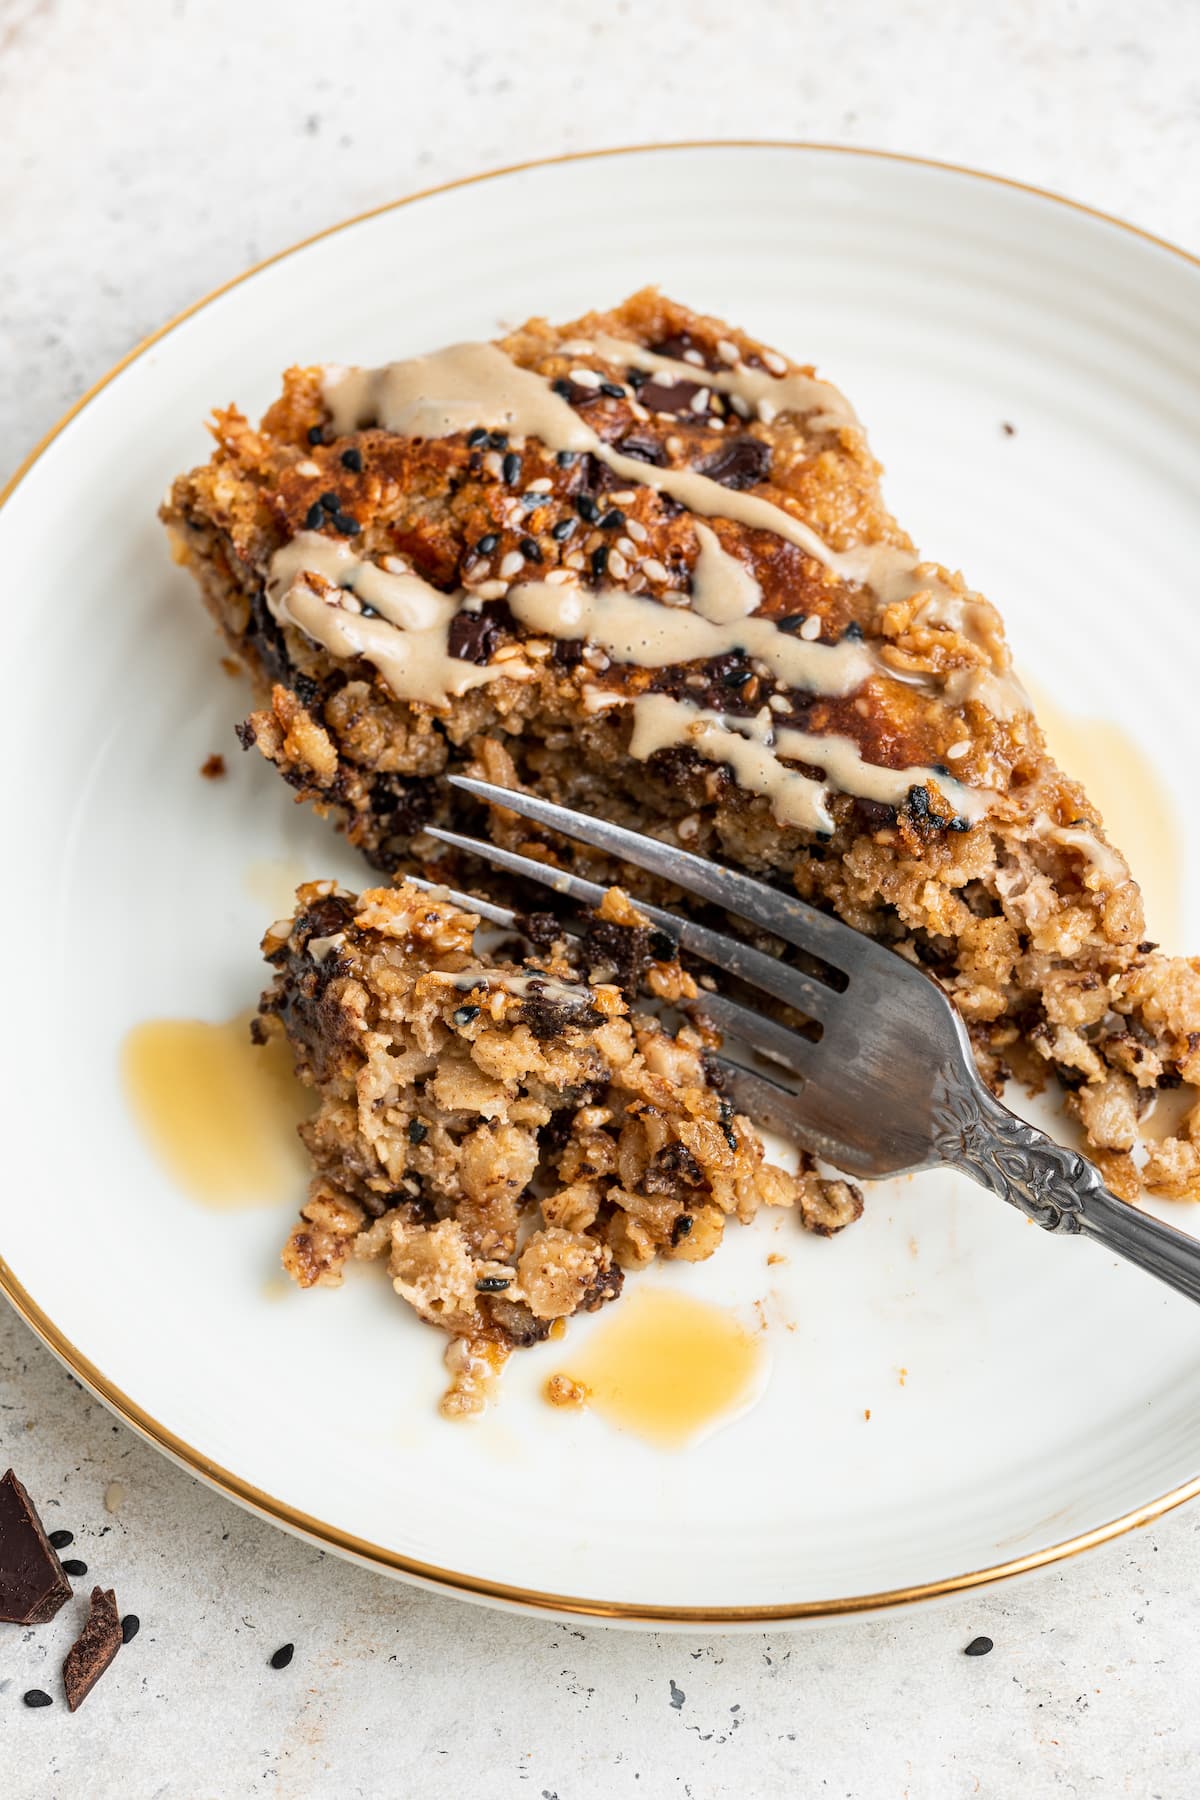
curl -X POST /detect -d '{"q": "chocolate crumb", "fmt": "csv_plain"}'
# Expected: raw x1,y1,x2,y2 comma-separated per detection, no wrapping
964,1635,994,1657
1001,422,1016,437
63,1586,122,1711
23,1689,53,1708
0,1468,72,1626
200,753,227,780
269,1642,295,1670
120,1614,140,1644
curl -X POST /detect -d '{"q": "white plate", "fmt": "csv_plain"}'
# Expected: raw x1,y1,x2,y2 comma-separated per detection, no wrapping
4,144,1200,1628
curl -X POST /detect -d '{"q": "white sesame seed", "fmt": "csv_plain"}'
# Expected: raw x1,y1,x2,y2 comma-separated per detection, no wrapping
662,590,691,607
729,394,751,419
526,477,553,493
763,351,787,375
677,812,701,841
799,615,821,640
544,568,574,585
690,388,711,414
475,579,507,600
757,398,778,426
492,642,525,662
683,349,705,367
569,367,602,388
666,436,684,456
769,694,789,713
947,738,972,759
608,549,629,580
853,695,870,716
629,401,650,422
685,673,707,689
382,555,410,573
525,639,552,658
295,459,321,477
483,450,503,478
642,558,669,582
340,593,362,613
564,550,585,571
499,550,525,579
608,490,636,505
582,644,610,670
617,537,636,558
717,339,739,365
708,416,725,432
625,517,648,542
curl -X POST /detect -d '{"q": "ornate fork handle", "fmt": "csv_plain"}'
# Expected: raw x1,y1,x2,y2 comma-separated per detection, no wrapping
932,1067,1200,1305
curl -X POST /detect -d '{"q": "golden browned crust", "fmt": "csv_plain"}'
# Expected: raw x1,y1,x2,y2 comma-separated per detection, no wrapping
165,289,1200,1200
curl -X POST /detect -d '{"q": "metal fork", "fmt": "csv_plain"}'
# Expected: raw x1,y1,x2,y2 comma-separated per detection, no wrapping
418,773,1200,1307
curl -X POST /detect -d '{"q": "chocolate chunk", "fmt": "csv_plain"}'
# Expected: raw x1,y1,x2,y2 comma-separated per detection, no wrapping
63,1586,122,1711
0,1469,72,1626
614,430,668,467
447,608,502,665
638,376,706,415
649,332,717,370
695,435,771,490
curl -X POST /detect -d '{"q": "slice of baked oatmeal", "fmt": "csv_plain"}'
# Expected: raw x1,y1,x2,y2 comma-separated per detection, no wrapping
164,288,1200,1202
259,879,860,1414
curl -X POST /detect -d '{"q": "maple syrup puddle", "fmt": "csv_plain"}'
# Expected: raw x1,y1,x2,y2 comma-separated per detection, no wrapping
1027,679,1180,948
552,1286,768,1449
122,1011,312,1208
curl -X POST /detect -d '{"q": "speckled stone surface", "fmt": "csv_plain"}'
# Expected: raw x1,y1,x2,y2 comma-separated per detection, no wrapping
3,2,1200,1794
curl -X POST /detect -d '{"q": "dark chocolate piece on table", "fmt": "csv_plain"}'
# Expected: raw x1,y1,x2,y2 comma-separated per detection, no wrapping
0,1468,72,1625
62,1586,123,1711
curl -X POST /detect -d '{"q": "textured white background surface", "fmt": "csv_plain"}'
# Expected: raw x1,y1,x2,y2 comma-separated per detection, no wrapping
3,2,1200,1794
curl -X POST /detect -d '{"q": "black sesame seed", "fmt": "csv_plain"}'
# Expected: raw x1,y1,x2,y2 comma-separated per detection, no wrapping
48,1529,74,1549
475,1276,512,1293
334,514,361,536
553,379,575,400
551,518,575,541
340,447,363,472
467,427,488,448
964,1636,993,1657
723,667,754,689
475,533,499,555
842,620,864,640
318,490,340,509
648,928,677,960
591,545,609,579
557,449,578,466
453,1004,481,1026
304,503,325,530
502,451,522,485
408,1119,428,1144
576,494,599,523
487,431,508,451
519,536,543,564
61,1559,88,1577
121,1614,141,1644
670,1214,694,1245
600,381,626,399
269,1643,295,1670
23,1689,53,1708
598,509,626,530
778,613,807,633
307,425,325,445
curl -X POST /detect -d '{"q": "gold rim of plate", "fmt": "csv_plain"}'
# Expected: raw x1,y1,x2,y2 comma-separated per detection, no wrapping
3,141,1199,1625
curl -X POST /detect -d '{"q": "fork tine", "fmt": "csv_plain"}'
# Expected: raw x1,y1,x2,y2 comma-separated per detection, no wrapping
689,989,816,1075
447,774,859,969
405,873,518,930
712,1055,869,1170
427,825,836,1025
